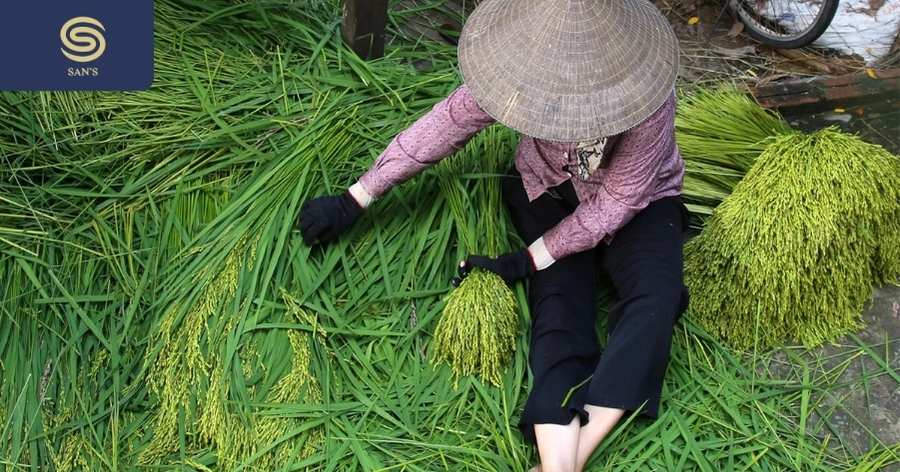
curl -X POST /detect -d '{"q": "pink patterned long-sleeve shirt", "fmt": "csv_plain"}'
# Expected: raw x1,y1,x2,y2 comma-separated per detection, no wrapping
349,84,684,270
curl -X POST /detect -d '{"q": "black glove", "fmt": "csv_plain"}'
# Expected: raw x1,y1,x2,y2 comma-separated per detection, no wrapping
297,191,363,246
452,248,536,286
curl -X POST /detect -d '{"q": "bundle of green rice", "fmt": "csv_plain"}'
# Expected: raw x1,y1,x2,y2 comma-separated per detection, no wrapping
675,84,793,217
685,127,900,350
430,127,521,387
432,268,518,386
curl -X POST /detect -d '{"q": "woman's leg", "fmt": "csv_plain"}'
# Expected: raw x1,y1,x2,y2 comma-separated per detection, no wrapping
533,418,580,472
522,254,600,472
573,406,624,471
500,169,600,471
575,196,690,470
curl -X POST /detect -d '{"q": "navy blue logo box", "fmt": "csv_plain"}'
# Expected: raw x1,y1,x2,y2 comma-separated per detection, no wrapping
0,0,154,90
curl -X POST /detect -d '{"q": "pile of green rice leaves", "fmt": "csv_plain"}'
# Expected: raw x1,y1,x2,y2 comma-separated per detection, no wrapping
685,127,900,350
1,0,899,469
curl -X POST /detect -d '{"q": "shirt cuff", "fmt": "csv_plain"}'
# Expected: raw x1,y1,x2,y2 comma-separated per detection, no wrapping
527,237,556,271
348,181,374,209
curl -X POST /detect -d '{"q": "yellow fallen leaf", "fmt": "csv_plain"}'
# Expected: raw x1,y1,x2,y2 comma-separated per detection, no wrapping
865,68,878,79
833,107,845,113
688,16,700,25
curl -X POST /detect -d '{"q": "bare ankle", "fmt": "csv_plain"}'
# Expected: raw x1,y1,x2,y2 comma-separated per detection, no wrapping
540,459,575,472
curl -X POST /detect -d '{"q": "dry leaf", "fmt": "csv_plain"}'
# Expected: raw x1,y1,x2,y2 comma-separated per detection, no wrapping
688,16,700,25
727,21,745,37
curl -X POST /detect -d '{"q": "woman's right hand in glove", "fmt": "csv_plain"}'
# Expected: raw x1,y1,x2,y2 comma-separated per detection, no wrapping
297,191,363,246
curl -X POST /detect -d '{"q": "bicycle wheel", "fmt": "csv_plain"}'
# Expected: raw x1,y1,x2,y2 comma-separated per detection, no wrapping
730,0,840,49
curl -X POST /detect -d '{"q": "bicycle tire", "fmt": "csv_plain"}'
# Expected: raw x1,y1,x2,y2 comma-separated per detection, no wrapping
731,0,840,49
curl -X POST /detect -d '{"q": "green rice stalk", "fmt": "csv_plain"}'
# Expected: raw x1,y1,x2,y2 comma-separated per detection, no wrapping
430,127,521,387
52,433,90,472
140,234,254,463
48,407,91,472
267,288,325,464
205,290,326,471
676,84,793,217
685,127,900,350
432,269,518,387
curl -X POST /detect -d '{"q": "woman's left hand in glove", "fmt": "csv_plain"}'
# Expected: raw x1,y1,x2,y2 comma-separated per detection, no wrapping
452,248,536,287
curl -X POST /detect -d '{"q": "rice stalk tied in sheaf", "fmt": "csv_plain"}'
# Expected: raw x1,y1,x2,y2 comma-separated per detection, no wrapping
432,268,518,387
685,127,900,350
429,129,521,387
675,84,793,217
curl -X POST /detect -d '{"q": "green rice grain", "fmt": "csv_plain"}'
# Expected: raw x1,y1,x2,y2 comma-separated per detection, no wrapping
685,127,900,350
432,269,518,387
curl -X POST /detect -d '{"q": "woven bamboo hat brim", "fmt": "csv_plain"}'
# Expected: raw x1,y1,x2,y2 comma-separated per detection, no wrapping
458,0,679,141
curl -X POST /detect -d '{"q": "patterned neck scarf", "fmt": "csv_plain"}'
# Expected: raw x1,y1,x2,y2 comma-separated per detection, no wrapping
570,137,608,180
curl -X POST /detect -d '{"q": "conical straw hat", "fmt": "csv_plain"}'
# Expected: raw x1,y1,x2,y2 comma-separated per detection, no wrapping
458,0,679,141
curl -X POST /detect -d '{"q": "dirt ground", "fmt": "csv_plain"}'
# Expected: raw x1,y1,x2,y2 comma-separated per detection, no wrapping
759,285,900,466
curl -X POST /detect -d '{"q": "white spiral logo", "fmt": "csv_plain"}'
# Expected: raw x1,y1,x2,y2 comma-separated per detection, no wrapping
60,17,106,63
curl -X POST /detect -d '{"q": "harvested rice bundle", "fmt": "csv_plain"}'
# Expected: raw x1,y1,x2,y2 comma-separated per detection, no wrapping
675,85,793,217
685,127,900,350
430,127,521,386
432,268,518,386
676,85,791,167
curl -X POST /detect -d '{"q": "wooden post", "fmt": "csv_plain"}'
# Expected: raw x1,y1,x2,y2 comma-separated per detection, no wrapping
342,0,389,60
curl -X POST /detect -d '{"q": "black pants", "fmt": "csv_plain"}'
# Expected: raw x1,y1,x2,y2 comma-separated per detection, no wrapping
501,168,690,445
